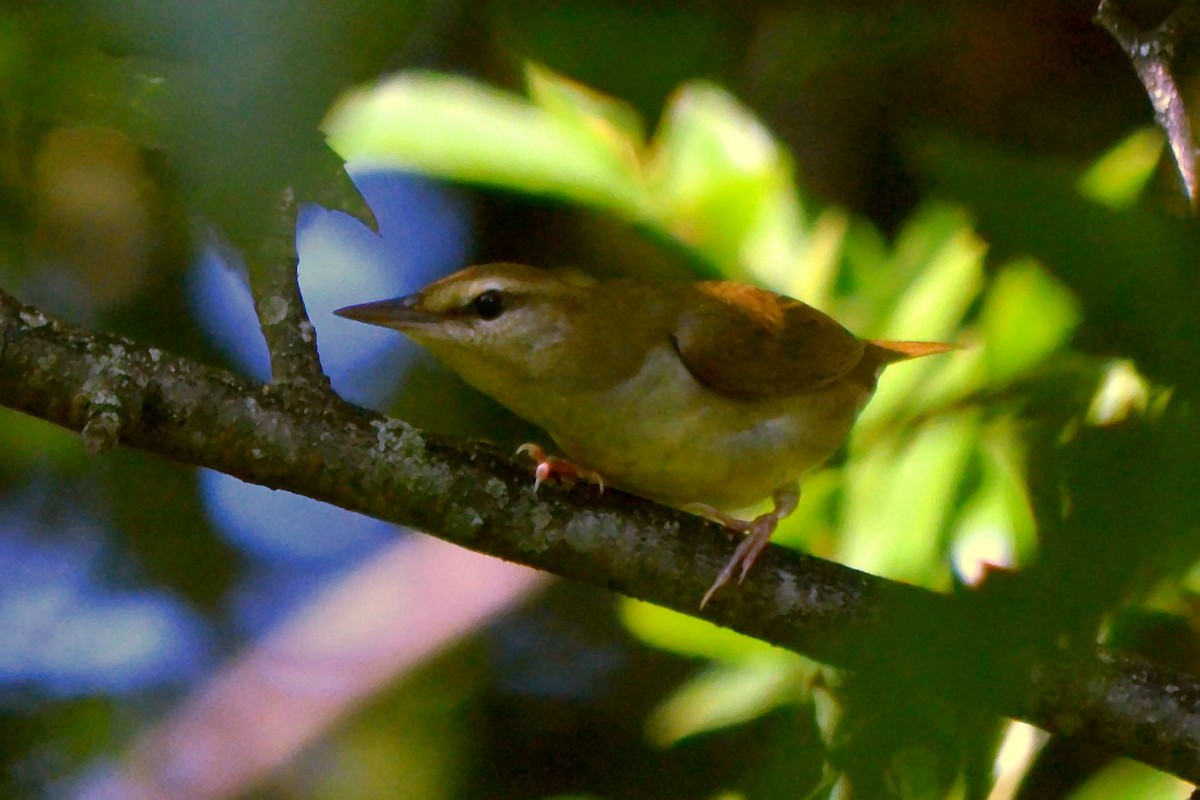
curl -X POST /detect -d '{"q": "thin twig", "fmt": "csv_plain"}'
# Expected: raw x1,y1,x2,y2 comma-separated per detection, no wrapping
245,186,333,393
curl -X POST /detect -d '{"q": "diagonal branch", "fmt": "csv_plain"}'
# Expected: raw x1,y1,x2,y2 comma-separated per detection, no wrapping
1096,0,1200,207
2,286,1200,783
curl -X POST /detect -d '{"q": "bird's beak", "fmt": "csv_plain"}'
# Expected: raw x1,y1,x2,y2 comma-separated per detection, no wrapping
333,294,441,328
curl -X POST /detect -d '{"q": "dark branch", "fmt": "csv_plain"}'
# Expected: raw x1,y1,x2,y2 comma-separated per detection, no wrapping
2,287,1200,783
1096,0,1200,207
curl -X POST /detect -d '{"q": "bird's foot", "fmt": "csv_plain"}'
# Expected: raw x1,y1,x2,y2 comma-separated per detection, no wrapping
689,487,800,609
516,444,605,494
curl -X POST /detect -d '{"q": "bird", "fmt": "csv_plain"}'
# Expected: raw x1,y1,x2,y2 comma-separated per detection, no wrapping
335,262,955,606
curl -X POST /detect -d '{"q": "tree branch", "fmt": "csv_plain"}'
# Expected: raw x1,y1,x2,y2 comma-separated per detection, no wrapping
1096,0,1200,207
245,186,333,394
2,286,1200,784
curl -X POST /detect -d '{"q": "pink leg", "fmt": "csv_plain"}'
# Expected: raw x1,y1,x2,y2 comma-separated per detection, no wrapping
516,444,605,494
690,485,800,609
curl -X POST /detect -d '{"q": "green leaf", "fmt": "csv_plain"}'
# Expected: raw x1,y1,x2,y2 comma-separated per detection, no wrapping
855,210,984,429
840,413,979,584
1084,359,1149,427
646,658,809,746
980,259,1080,384
1063,759,1191,800
325,65,809,278
326,70,646,215
648,82,807,280
526,62,646,145
950,423,1037,583
780,208,849,308
0,408,87,471
1077,127,1164,210
618,598,786,663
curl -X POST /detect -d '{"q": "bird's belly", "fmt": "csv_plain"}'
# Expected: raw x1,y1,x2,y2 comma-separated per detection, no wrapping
545,353,865,511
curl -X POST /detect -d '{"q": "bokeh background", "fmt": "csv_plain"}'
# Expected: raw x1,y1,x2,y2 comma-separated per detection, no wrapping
1,1,1199,798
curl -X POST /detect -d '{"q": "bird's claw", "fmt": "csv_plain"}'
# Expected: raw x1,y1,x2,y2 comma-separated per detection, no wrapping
684,502,751,532
516,444,605,495
698,518,776,609
692,487,799,609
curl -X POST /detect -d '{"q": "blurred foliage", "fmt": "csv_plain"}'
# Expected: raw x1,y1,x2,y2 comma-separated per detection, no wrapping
327,64,806,284
2,2,1200,800
326,51,1200,800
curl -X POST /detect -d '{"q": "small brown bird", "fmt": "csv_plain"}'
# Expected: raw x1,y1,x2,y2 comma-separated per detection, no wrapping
336,263,955,606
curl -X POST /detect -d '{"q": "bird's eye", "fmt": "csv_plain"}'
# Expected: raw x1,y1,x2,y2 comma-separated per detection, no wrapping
471,290,504,320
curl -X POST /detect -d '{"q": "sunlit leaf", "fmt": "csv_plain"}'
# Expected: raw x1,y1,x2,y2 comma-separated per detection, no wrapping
1077,127,1165,210
1085,360,1151,427
526,62,646,146
863,203,979,315
951,423,1037,584
980,259,1080,384
776,207,848,307
326,71,646,215
881,217,984,338
1063,759,1192,800
840,414,979,584
326,65,809,278
856,210,984,427
909,131,1196,390
619,598,786,663
649,81,807,280
646,658,809,746
838,215,892,311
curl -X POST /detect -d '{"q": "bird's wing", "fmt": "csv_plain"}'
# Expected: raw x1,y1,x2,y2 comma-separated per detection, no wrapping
671,282,865,400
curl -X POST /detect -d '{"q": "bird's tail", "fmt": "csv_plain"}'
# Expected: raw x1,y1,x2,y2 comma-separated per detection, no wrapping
865,340,958,365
